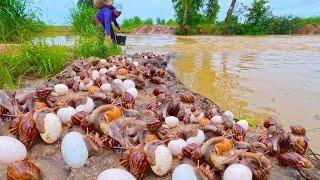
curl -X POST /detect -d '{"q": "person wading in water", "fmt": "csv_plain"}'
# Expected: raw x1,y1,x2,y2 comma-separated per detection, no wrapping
94,0,122,42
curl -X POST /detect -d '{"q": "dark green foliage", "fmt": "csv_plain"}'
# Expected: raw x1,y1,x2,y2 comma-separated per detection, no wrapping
0,0,45,42
156,18,166,25
206,0,220,23
77,0,93,7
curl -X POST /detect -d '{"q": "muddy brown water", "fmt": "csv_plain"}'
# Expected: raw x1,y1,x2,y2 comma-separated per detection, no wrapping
125,35,320,152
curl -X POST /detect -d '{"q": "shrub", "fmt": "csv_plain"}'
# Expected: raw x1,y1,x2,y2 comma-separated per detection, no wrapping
121,16,154,31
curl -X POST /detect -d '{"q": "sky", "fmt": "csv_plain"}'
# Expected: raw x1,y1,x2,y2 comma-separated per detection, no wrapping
35,0,320,25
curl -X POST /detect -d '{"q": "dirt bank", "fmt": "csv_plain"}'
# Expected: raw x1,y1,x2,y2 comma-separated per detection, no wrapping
131,25,176,34
0,53,319,179
297,24,320,35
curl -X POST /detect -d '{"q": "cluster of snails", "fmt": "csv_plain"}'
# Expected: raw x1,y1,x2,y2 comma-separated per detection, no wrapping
0,52,318,180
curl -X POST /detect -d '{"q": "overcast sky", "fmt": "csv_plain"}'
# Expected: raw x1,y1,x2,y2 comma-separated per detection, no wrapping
35,0,320,25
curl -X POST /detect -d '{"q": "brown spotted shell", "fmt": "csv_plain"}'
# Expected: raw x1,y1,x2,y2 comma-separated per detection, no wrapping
146,119,162,132
71,111,93,132
122,92,135,109
35,86,53,100
277,152,313,169
7,160,41,180
129,145,149,179
152,85,167,96
232,124,246,141
17,113,37,149
150,76,165,84
182,143,202,164
290,125,306,136
180,93,195,103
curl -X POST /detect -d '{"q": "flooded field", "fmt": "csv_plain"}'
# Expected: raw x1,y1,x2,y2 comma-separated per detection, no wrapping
126,35,320,151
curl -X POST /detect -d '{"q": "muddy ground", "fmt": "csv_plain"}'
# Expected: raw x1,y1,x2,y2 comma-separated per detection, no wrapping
0,55,319,180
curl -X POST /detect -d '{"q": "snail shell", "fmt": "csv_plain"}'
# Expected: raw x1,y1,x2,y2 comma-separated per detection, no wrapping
57,106,77,124
151,145,172,176
76,97,95,113
168,138,188,156
172,164,197,180
223,164,252,180
187,129,205,146
54,84,68,96
0,136,27,163
165,116,179,128
61,132,88,168
7,160,41,180
40,113,62,144
98,168,135,180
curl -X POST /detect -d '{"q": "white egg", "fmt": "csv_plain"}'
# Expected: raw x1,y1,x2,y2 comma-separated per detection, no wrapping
61,132,88,168
98,168,136,180
54,84,68,96
113,79,124,91
167,138,187,156
108,65,117,73
126,87,139,99
127,57,133,63
151,145,172,176
237,120,250,131
224,111,234,119
0,136,27,163
99,68,108,75
101,83,112,92
91,70,100,80
190,112,205,123
223,164,252,180
76,97,95,113
73,76,81,82
100,59,107,64
40,113,62,144
212,115,223,125
165,116,179,128
172,164,197,180
123,79,136,90
187,129,205,146
57,106,76,124
133,61,139,67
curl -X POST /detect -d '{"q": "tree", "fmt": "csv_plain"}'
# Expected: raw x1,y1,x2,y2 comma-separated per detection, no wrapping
206,0,220,23
225,0,237,24
244,0,272,34
78,0,93,7
172,0,203,34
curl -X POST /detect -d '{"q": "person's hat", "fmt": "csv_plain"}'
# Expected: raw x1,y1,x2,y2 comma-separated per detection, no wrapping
94,0,113,9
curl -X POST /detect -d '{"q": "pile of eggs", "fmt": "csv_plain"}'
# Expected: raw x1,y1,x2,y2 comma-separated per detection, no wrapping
0,55,256,180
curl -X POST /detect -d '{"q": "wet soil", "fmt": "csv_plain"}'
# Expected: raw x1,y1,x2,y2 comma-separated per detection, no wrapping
131,25,176,35
0,55,319,179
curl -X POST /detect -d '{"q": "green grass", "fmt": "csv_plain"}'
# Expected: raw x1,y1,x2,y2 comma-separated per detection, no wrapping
121,16,154,31
74,37,121,58
0,0,45,43
36,26,72,38
71,5,99,37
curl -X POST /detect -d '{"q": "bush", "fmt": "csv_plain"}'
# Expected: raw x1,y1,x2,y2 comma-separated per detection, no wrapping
267,16,300,34
0,0,45,42
71,5,98,36
73,37,121,58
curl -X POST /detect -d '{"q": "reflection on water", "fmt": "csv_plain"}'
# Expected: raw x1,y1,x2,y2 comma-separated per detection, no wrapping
126,35,320,151
33,35,78,46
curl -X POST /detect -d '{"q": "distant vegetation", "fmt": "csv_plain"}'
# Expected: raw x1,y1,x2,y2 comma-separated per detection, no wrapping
172,0,320,35
0,0,45,42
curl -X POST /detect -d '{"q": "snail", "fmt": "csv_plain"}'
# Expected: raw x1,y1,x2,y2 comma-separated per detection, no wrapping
54,84,68,96
75,97,95,113
186,129,206,146
182,143,202,164
57,106,77,124
9,112,37,148
33,108,62,144
89,105,122,133
7,160,41,180
144,140,172,176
